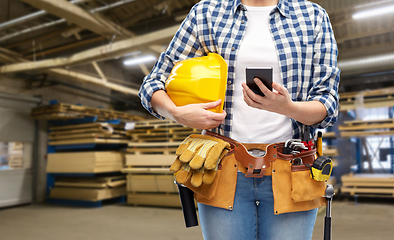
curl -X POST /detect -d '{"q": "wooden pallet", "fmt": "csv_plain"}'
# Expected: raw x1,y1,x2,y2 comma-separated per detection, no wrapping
341,173,394,197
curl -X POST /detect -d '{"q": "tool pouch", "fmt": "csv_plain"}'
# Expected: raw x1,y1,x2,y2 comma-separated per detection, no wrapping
272,148,326,214
185,152,237,206
291,164,326,202
170,134,231,200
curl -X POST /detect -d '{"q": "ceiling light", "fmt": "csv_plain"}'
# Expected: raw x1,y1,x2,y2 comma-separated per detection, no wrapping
123,51,141,57
123,55,157,66
353,4,394,19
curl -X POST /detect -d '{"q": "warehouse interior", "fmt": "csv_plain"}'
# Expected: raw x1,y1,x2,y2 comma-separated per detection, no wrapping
0,0,393,240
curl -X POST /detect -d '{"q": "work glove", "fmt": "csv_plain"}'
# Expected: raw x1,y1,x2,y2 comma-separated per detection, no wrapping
169,134,230,187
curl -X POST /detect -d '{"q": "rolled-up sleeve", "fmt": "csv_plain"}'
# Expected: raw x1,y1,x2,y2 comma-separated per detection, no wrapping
138,5,203,119
308,9,340,129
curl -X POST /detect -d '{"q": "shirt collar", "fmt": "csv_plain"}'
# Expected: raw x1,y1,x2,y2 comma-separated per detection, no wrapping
232,0,244,16
233,0,292,18
276,0,292,18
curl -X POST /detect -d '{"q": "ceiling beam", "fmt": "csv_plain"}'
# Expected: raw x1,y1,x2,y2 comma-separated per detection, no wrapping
19,0,131,37
0,25,178,73
0,47,139,96
48,68,139,95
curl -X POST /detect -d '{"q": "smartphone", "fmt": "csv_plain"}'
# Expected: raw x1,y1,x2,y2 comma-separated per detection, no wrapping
245,67,273,97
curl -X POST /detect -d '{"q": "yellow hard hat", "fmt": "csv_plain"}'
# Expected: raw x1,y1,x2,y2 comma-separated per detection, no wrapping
165,53,228,113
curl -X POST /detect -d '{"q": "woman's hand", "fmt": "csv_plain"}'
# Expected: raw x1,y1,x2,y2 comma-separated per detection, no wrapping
242,78,293,114
151,90,226,130
172,100,226,130
241,79,327,126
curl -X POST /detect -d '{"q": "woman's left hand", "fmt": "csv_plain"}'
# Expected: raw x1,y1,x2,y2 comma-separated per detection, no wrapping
241,78,293,115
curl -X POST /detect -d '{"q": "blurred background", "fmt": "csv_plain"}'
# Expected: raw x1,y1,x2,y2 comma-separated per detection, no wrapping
0,0,393,240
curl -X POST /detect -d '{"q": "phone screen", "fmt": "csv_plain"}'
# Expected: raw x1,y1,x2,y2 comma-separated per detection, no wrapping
245,67,273,97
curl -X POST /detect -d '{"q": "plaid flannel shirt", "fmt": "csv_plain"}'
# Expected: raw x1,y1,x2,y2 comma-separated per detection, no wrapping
139,0,340,139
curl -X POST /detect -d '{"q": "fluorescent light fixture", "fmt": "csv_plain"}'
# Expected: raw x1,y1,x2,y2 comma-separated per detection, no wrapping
123,55,156,66
353,4,394,19
123,51,141,57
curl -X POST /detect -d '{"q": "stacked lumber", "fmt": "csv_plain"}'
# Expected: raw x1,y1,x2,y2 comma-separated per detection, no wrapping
30,103,144,121
49,176,126,201
341,173,394,197
47,151,124,173
339,87,394,111
339,119,394,137
126,119,199,142
122,145,180,207
123,119,199,207
48,122,129,146
7,142,24,168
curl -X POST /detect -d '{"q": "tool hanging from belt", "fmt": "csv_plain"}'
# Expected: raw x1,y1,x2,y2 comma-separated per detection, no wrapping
285,126,333,182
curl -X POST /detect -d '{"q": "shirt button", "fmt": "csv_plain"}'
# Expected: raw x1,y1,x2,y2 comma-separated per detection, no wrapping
241,20,245,24
228,81,232,85
231,47,235,51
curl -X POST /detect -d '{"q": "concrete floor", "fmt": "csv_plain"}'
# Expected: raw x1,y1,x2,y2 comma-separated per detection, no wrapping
0,198,393,240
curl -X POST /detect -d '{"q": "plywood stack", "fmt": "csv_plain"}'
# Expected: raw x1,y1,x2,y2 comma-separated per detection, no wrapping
122,119,199,207
46,120,131,206
49,176,127,201
7,142,24,169
47,151,124,173
48,122,129,147
341,173,394,197
30,102,144,122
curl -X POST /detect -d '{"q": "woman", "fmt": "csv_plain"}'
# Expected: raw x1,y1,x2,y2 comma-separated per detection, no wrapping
139,0,340,239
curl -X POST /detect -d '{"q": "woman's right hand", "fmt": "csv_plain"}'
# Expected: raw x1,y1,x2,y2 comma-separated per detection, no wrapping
172,100,227,130
151,90,226,130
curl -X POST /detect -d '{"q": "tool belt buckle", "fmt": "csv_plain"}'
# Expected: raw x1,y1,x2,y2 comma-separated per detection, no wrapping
234,143,277,178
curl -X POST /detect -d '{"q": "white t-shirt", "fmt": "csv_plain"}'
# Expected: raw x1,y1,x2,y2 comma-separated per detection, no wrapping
231,5,292,143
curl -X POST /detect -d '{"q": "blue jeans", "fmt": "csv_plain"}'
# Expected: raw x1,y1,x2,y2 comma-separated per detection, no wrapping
198,173,318,240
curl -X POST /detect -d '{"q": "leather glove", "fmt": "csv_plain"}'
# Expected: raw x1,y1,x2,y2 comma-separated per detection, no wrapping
169,134,230,187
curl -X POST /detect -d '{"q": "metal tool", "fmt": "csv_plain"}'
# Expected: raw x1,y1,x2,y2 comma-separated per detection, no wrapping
291,157,303,165
301,125,314,151
283,139,306,154
324,185,335,240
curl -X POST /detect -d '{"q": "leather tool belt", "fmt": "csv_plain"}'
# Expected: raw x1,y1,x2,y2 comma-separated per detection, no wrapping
203,131,315,178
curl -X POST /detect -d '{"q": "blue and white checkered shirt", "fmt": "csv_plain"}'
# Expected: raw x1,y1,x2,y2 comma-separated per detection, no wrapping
139,0,340,139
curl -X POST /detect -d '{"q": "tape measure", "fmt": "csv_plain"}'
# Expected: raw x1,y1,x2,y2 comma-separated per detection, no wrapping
308,156,333,182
